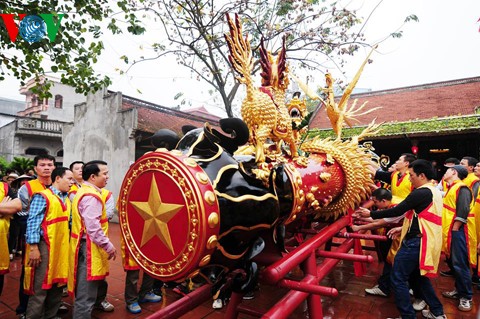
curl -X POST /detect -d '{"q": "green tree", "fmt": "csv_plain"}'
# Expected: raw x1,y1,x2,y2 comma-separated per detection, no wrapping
0,0,145,97
8,157,34,175
0,156,9,176
118,0,416,117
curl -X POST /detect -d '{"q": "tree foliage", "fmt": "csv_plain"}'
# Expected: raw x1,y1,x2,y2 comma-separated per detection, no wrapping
0,0,145,97
120,0,415,117
8,156,34,175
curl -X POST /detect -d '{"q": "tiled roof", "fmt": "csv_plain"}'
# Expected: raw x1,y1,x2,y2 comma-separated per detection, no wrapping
121,95,220,135
310,76,480,129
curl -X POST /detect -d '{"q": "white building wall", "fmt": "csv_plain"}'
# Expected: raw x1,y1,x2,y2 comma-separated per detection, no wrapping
63,88,137,209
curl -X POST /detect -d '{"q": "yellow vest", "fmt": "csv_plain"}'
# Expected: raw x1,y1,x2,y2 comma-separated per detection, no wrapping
0,182,10,274
25,179,47,197
463,172,480,190
23,189,71,294
441,180,476,267
398,184,443,277
68,184,109,294
473,193,480,245
385,196,411,264
68,183,80,198
391,171,412,199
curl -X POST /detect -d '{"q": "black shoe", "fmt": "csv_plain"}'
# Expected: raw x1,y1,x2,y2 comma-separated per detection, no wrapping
242,291,255,300
439,270,454,277
57,303,69,314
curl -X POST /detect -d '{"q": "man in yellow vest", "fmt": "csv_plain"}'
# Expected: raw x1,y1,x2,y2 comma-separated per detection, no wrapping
0,184,21,296
68,160,117,319
440,165,475,312
359,160,445,319
374,153,416,199
24,167,74,318
68,161,84,199
16,155,55,317
459,156,480,285
67,160,115,312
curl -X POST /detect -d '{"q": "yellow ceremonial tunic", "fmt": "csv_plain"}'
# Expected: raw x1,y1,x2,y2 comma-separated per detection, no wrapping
391,171,413,199
68,183,80,198
0,182,10,274
398,184,443,277
68,184,109,295
463,172,480,190
25,179,47,197
441,180,476,267
23,189,71,294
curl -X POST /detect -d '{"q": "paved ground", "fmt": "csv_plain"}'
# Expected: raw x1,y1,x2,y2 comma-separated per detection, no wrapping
1,223,480,318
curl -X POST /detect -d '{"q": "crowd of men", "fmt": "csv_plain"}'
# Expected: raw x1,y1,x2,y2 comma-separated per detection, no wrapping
0,155,161,319
2,152,480,319
354,154,480,319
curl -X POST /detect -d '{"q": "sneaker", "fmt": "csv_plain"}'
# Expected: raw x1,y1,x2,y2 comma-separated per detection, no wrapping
421,309,447,318
242,291,255,300
126,302,142,314
409,289,414,296
95,300,114,312
458,297,472,311
365,285,388,297
412,299,427,311
57,303,68,314
139,292,162,303
439,269,454,277
9,254,13,261
18,314,26,319
442,289,459,299
212,298,223,309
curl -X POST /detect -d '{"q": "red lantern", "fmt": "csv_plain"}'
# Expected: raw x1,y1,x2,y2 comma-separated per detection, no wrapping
411,145,418,154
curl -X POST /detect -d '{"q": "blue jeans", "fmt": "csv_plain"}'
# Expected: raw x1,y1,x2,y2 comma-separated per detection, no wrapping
450,228,472,299
391,237,444,318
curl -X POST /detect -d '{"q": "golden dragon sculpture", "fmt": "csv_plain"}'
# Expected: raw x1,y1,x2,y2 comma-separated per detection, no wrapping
225,13,297,163
225,14,381,219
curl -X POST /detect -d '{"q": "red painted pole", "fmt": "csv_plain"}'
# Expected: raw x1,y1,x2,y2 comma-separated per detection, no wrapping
335,231,388,241
224,291,243,318
277,278,338,297
146,283,212,319
262,275,318,319
316,250,374,263
316,239,354,281
262,215,351,285
304,251,323,319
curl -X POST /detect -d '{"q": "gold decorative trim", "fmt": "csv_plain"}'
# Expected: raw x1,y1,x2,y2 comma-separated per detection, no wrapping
184,158,198,168
193,144,223,163
218,224,272,240
199,255,211,267
207,212,219,228
215,245,248,260
206,235,218,249
204,191,216,206
186,132,205,157
215,191,277,203
212,164,239,189
196,172,209,184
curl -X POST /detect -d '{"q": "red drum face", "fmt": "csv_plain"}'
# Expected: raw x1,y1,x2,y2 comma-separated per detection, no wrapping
119,150,220,281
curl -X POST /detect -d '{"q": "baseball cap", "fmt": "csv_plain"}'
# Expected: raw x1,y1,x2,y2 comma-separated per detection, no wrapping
450,165,468,180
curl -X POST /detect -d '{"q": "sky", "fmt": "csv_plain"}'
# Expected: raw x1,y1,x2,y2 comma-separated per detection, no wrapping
1,0,479,117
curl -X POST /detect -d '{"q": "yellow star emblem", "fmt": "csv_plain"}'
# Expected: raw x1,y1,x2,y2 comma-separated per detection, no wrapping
130,175,184,255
